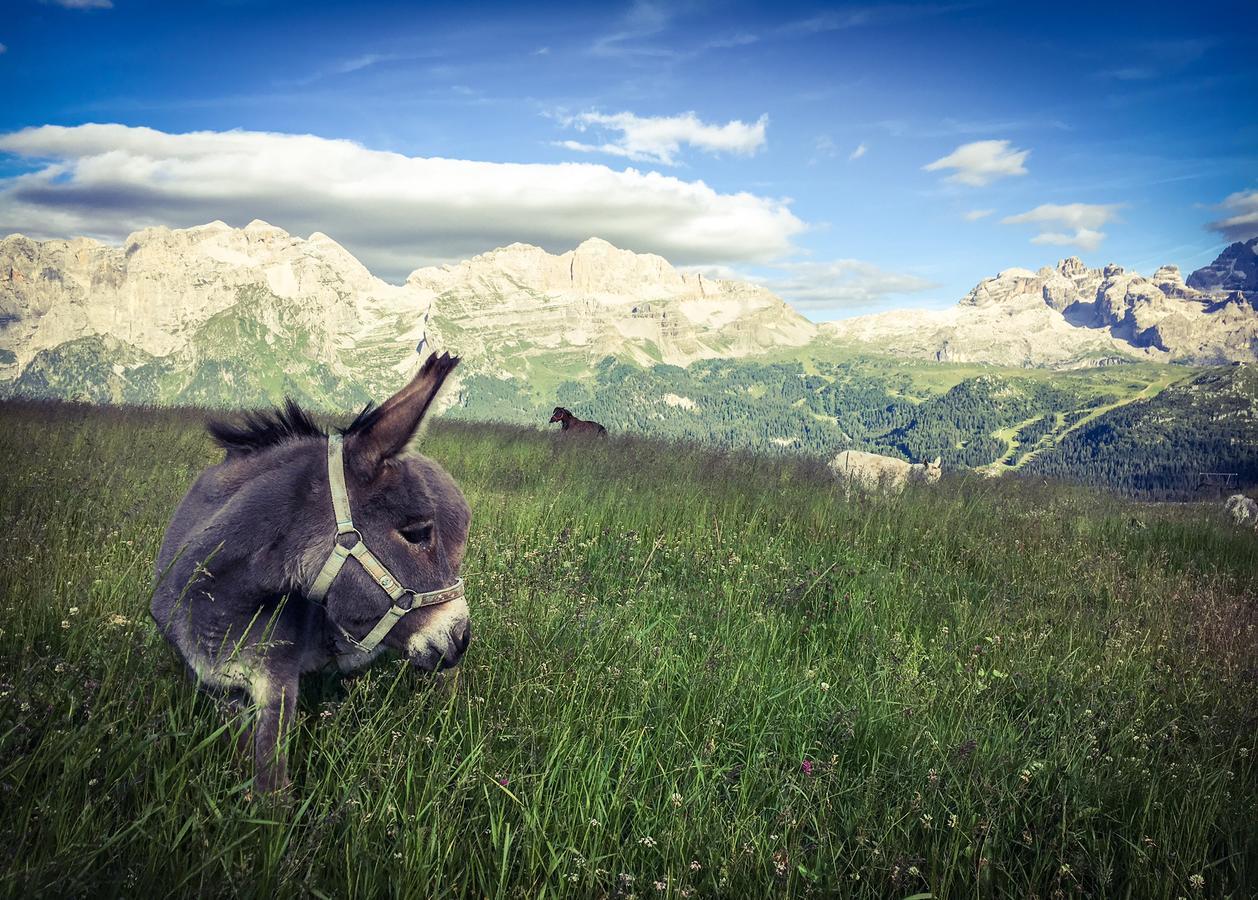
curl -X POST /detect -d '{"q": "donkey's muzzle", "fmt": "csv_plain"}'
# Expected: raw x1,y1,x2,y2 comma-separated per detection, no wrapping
408,619,471,672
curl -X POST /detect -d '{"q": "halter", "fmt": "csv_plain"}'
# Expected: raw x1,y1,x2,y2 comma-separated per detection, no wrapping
307,433,464,662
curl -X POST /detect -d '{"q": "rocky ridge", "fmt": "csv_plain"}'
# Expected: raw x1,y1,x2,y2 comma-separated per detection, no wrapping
410,237,817,374
822,252,1258,367
0,225,816,406
1187,237,1258,293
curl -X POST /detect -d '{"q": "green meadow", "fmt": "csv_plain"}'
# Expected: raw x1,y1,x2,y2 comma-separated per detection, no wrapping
0,400,1254,898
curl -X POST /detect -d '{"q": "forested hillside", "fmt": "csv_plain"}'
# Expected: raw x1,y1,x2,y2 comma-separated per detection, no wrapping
446,354,1256,498
1026,366,1258,497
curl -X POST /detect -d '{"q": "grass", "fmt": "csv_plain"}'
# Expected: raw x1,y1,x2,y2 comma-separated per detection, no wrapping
1,399,1255,898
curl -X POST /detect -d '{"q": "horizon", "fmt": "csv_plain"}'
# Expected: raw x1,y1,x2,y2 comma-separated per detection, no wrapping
1,0,1256,320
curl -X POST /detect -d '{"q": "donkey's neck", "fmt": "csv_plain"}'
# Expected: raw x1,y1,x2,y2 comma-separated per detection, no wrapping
214,439,329,593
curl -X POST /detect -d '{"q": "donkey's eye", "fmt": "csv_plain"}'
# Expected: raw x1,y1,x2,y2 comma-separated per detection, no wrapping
400,521,434,547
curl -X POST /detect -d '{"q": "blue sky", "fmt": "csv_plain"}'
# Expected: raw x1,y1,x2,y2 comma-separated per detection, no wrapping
1,0,1255,318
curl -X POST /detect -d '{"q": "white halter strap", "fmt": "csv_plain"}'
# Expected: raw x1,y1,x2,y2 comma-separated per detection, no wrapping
307,433,464,660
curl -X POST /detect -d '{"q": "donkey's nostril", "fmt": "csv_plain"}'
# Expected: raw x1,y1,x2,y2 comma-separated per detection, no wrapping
455,623,471,654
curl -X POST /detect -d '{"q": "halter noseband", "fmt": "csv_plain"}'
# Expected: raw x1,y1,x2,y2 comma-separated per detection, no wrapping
307,433,464,661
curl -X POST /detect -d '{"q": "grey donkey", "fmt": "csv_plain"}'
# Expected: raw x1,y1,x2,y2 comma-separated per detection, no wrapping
151,352,471,791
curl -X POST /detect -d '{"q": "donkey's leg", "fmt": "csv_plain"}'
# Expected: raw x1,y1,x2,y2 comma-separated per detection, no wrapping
252,674,298,793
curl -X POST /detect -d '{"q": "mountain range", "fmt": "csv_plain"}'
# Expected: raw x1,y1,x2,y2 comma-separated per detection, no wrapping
824,240,1258,368
1,223,1256,412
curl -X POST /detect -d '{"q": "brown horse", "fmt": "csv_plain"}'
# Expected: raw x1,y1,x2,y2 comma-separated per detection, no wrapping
151,352,471,791
548,406,608,437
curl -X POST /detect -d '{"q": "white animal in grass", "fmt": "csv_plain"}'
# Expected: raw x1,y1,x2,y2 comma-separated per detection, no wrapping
1224,494,1258,527
830,449,942,494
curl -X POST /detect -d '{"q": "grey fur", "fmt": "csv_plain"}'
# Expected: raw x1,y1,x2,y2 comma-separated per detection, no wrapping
151,353,471,791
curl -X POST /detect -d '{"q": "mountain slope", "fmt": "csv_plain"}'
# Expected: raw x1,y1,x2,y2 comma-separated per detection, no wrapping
821,254,1258,367
1026,364,1258,497
1187,237,1258,293
1,225,817,408
0,221,427,406
414,237,817,381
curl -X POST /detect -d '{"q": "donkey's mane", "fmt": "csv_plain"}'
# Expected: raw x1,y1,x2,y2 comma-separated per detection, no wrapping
208,398,381,454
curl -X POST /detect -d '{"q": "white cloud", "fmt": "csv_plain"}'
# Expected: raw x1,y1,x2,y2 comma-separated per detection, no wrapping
1205,189,1258,241
0,43,6,54
923,139,1029,187
557,111,768,166
763,259,937,311
1001,202,1122,251
42,0,113,8
964,209,994,221
0,124,806,282
1030,228,1106,252
849,142,867,161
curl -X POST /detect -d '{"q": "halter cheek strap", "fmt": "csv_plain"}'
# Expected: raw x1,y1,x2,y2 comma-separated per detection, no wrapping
307,433,464,660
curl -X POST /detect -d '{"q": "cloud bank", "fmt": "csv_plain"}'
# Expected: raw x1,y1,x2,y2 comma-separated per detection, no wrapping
1002,202,1122,252
923,139,1029,187
762,259,937,311
557,111,768,166
0,124,806,282
1205,189,1258,241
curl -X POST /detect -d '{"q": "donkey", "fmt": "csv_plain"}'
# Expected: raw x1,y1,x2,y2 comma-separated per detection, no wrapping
548,406,608,437
151,352,472,791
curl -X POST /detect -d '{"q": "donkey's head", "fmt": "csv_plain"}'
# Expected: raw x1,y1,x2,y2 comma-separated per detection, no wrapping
548,407,570,424
312,353,471,671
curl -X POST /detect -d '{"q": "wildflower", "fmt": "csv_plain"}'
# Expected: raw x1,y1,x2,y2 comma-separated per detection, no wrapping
1189,874,1205,891
948,813,958,829
689,860,701,871
68,606,80,616
497,776,510,787
670,792,683,807
639,836,657,847
589,818,601,828
800,759,814,776
108,614,129,627
60,620,71,630
819,682,830,692
653,879,667,891
907,865,920,877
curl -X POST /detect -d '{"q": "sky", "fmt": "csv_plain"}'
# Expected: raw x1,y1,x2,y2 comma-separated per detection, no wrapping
1,0,1256,320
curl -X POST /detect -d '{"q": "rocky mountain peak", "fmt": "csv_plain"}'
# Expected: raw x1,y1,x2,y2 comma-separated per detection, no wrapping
410,237,816,368
1058,257,1089,279
826,240,1258,367
1187,236,1258,293
0,221,425,390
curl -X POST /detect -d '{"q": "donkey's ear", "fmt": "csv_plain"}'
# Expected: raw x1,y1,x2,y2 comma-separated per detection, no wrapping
347,352,459,475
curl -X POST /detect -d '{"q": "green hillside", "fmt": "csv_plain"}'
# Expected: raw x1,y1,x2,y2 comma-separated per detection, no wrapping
1,400,1255,897
444,353,1255,498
